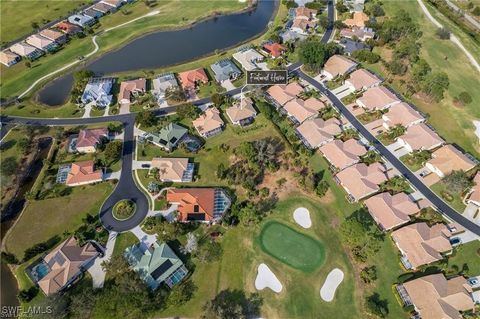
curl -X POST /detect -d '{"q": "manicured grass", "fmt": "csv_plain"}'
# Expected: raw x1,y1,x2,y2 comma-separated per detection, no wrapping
258,221,325,272
0,128,27,194
431,181,466,213
111,231,139,257
0,0,81,43
4,182,114,259
400,151,431,172
112,199,136,220
446,240,480,276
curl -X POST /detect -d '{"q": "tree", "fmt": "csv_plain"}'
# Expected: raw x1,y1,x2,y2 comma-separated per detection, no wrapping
1,156,18,176
377,10,421,44
202,289,262,319
195,240,222,263
366,293,389,318
211,93,225,107
165,86,186,103
17,137,31,154
315,180,329,197
454,91,473,106
442,170,474,194
176,103,200,120
136,110,157,127
299,39,341,72
108,122,123,133
386,59,407,76
435,27,450,40
421,72,449,101
336,1,348,13
167,280,197,307
155,220,181,242
368,3,385,17
411,59,431,83
1,251,18,264
351,49,380,63
473,6,480,16
104,140,123,163
360,266,378,283
393,38,420,62
238,202,261,226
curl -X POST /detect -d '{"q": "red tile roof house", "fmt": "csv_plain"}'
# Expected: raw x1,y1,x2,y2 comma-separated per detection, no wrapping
319,138,368,171
166,188,231,222
391,222,453,270
321,55,358,80
0,50,20,67
335,162,390,202
118,78,147,106
425,144,476,178
39,28,68,45
396,123,444,153
365,102,425,136
65,160,103,187
55,21,83,35
75,128,109,153
356,86,401,111
262,43,286,59
295,117,343,149
35,237,99,296
266,82,304,108
364,192,422,231
192,107,225,138
466,172,480,206
178,68,209,98
282,97,325,124
344,69,382,92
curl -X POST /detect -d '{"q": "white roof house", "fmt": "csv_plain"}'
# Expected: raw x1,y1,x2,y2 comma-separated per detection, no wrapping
232,48,265,71
152,73,179,100
81,78,114,108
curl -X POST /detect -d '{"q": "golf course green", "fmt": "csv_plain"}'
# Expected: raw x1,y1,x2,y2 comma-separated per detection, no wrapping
259,221,325,272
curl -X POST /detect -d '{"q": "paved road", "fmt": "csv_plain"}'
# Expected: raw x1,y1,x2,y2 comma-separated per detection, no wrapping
296,70,480,235
444,0,480,31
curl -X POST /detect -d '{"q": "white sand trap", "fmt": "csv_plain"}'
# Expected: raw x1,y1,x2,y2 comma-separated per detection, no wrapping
293,207,312,228
474,121,480,142
255,263,283,293
320,268,344,302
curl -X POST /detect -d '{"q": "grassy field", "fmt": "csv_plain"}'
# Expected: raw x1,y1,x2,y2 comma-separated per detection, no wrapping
258,221,325,272
368,0,480,157
4,181,114,259
446,240,480,276
431,181,466,213
0,128,27,194
0,0,82,44
0,0,248,101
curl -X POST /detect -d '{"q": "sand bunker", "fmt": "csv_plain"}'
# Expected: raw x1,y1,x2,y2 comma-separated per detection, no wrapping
293,207,312,229
320,268,344,302
254,263,283,293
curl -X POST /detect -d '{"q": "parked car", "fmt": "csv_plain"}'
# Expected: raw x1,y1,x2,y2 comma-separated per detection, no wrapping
468,278,479,286
449,237,462,246
141,163,151,168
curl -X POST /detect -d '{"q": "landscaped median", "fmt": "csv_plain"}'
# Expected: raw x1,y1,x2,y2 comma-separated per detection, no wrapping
112,199,136,221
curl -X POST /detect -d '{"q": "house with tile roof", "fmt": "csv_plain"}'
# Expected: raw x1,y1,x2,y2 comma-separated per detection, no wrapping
178,68,208,91
118,78,146,106
364,192,422,231
296,117,343,149
345,69,382,92
232,48,265,71
91,2,115,14
397,123,444,153
426,145,476,178
291,18,317,35
381,102,424,129
148,123,188,151
26,34,59,52
319,138,368,171
210,59,242,83
35,237,99,296
9,42,43,60
283,97,325,124
466,172,480,206
81,78,113,108
83,7,103,19
263,43,287,58
266,82,304,107
101,0,126,8
0,50,20,67
152,73,179,101
166,188,231,222
68,14,96,27
55,21,83,35
75,128,109,153
343,12,369,28
356,86,401,111
65,160,103,186
321,55,358,80
39,29,67,45
124,241,188,290
192,107,224,138
151,158,194,182
295,6,318,19
340,27,375,41
398,274,474,319
392,222,453,269
226,97,257,126
335,162,390,202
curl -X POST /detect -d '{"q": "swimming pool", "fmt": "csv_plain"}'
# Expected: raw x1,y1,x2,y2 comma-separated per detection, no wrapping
32,262,50,281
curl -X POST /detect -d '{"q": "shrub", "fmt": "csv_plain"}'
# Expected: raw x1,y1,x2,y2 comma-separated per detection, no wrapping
435,27,451,40
454,91,473,106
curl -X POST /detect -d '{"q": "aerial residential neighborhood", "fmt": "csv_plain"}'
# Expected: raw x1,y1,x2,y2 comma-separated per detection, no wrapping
1,0,479,318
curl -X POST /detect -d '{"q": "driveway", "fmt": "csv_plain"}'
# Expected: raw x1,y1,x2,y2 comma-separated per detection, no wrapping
104,170,121,181
331,84,354,99
87,231,118,289
464,202,478,221
130,226,157,252
221,80,236,91
386,141,410,158
132,160,152,170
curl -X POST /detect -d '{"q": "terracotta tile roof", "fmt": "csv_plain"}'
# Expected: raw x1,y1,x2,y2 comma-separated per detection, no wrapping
283,97,325,123
336,162,389,201
296,117,342,148
151,158,189,182
392,223,452,268
118,78,146,103
467,172,480,204
9,42,39,57
292,18,316,32
344,12,369,28
267,82,304,106
76,128,108,149
427,145,476,176
167,188,216,222
0,50,19,65
364,192,421,230
38,237,98,296
357,86,400,111
382,102,424,128
295,6,317,19
398,123,443,151
263,42,286,58
192,107,224,136
26,34,56,50
346,69,382,91
65,160,103,186
319,138,367,170
178,68,208,90
39,29,66,42
403,274,474,319
226,97,257,123
323,55,357,78
340,27,375,40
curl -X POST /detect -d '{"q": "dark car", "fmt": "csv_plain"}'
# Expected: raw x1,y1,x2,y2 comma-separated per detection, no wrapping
141,163,151,168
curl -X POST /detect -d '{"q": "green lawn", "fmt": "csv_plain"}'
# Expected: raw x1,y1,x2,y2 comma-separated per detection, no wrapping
0,0,82,44
446,240,480,277
258,221,325,272
112,232,139,257
400,151,431,172
4,182,114,259
431,181,466,213
0,127,28,194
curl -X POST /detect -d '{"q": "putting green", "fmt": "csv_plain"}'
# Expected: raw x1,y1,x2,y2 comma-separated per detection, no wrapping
258,221,325,272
